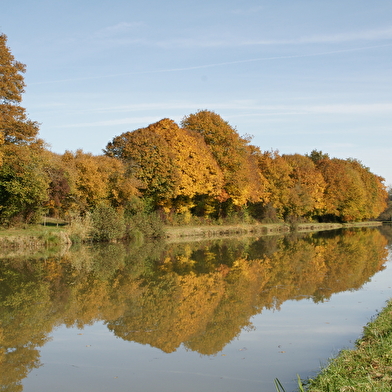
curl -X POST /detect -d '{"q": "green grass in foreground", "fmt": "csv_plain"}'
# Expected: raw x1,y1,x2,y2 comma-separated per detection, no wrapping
307,299,392,391
276,299,392,391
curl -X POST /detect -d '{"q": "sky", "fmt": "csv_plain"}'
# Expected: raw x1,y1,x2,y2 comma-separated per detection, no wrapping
2,0,392,185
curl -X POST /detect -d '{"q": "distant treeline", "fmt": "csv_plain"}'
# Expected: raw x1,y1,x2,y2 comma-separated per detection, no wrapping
0,33,389,228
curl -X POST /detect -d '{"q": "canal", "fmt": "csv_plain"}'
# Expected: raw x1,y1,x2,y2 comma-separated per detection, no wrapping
1,226,391,391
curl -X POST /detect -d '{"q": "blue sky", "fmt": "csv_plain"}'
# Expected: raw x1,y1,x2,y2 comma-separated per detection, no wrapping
2,0,392,185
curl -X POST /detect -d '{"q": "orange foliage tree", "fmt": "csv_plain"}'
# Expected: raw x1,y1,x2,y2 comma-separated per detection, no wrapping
181,110,267,210
0,33,39,146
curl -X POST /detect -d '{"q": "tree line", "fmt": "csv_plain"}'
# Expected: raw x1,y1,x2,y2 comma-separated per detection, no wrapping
0,32,388,228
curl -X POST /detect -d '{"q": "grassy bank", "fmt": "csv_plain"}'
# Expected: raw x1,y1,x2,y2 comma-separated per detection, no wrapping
164,221,382,241
303,298,392,391
0,224,71,249
0,220,382,249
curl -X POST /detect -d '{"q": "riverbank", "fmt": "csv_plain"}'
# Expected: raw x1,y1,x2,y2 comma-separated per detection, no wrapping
0,225,71,250
304,298,392,391
0,221,383,249
164,221,382,241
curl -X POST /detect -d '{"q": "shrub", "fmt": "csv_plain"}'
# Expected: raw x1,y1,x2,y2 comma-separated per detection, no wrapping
90,204,126,242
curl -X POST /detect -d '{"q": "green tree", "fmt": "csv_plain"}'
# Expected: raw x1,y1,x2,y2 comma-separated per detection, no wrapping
0,143,49,225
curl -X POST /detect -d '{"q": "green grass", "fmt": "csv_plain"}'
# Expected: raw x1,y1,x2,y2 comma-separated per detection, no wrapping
0,224,64,236
276,299,392,391
275,375,305,391
306,299,392,391
0,222,69,249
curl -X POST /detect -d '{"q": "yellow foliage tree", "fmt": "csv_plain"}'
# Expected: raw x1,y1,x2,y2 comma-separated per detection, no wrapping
181,110,266,207
283,154,326,218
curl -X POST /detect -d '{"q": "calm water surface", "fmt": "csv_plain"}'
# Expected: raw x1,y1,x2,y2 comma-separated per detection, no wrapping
1,226,392,392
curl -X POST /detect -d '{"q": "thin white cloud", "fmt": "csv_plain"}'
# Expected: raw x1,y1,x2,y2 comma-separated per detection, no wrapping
242,26,392,46
54,116,165,128
149,26,392,48
230,6,264,15
74,25,392,50
29,42,392,86
93,22,144,39
52,102,392,129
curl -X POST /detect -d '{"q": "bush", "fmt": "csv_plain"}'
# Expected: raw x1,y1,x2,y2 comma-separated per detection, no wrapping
125,211,164,240
90,204,126,242
66,211,93,243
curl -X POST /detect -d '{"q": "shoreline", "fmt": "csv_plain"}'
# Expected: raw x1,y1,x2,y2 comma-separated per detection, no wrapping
163,221,382,241
0,221,383,249
304,298,392,391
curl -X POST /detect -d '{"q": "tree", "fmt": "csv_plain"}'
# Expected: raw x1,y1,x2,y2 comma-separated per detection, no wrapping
316,157,367,222
181,110,265,208
0,143,49,225
105,124,180,204
0,33,45,225
256,150,293,219
57,150,142,213
282,154,326,219
0,33,39,145
145,118,224,214
345,158,387,220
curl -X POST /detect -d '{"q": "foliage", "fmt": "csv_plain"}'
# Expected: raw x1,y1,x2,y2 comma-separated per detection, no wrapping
124,198,165,240
256,150,293,219
181,110,268,208
378,186,392,221
0,143,49,225
315,157,387,222
283,154,326,219
0,32,388,228
90,203,126,242
65,211,93,243
105,125,180,203
0,33,39,145
149,118,225,212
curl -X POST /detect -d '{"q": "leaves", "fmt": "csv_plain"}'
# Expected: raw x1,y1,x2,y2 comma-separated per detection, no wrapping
0,33,39,145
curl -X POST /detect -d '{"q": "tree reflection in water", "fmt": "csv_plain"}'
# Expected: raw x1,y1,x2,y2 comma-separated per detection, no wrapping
0,227,389,390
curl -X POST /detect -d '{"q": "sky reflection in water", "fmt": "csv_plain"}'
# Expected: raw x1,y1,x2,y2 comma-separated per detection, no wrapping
1,227,391,392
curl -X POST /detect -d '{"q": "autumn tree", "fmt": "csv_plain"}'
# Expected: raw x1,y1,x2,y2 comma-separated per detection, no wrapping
256,150,293,220
59,150,142,213
144,118,224,214
282,154,326,219
345,158,387,219
378,186,392,221
105,126,180,205
0,33,39,145
314,157,368,222
181,110,266,209
0,33,48,225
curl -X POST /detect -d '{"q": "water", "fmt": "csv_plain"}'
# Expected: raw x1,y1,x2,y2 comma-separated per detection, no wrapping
1,226,391,392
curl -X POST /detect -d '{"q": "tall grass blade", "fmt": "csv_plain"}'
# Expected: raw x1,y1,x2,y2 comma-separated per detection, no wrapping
297,374,306,391
274,378,286,392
